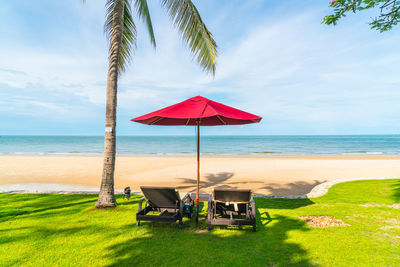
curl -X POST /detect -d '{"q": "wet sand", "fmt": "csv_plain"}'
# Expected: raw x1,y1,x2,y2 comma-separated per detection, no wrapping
1,156,399,195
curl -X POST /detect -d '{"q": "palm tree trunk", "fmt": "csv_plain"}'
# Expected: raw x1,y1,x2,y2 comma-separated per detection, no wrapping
95,0,125,208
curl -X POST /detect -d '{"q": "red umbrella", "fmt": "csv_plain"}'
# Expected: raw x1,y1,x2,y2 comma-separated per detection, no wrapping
131,95,262,222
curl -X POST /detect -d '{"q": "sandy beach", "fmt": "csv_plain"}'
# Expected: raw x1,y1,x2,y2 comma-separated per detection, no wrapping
1,156,399,195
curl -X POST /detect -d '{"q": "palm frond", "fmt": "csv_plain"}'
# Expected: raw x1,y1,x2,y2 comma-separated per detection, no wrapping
105,0,137,73
161,0,217,75
134,0,156,47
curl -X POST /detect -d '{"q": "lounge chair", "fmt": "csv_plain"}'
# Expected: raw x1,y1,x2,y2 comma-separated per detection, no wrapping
136,186,194,228
207,189,256,231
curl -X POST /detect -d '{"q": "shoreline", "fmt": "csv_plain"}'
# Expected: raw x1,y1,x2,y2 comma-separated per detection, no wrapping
2,154,400,159
1,156,400,196
1,177,399,199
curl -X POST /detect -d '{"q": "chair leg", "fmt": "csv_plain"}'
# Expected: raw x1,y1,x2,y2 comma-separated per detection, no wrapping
207,201,213,231
188,205,193,218
178,219,183,229
136,220,140,226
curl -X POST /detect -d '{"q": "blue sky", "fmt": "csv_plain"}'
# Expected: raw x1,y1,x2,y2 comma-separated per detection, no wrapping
1,0,400,135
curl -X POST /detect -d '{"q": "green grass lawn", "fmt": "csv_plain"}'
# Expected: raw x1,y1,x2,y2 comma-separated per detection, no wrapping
0,179,399,266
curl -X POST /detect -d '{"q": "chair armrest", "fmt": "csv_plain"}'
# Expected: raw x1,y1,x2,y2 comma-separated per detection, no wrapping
138,197,145,212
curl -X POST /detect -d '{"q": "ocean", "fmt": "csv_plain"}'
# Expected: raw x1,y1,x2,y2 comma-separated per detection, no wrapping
1,135,400,156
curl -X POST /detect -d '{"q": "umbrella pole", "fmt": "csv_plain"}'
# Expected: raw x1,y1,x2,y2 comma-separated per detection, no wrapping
195,120,200,224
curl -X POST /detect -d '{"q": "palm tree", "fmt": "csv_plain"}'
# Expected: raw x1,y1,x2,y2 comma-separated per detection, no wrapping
86,0,217,208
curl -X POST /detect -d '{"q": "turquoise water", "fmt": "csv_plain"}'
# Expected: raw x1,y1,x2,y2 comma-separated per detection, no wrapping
1,135,400,156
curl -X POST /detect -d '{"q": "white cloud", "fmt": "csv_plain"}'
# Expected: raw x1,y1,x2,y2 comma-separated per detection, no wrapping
2,1,400,134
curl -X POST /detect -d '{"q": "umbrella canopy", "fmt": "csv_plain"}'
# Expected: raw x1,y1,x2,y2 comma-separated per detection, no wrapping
131,95,262,126
131,95,262,223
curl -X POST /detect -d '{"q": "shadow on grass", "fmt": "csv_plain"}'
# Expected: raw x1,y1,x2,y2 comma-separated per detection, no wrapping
0,194,317,265
0,197,94,222
0,225,87,245
104,200,316,266
116,197,140,207
0,192,142,223
391,181,400,202
0,194,135,247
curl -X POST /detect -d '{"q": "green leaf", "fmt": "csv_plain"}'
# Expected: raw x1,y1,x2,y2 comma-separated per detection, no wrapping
134,0,156,48
324,0,400,32
161,0,218,76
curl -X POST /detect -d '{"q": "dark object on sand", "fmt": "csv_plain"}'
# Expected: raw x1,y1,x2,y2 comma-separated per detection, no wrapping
123,187,131,200
136,186,194,228
207,189,256,231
